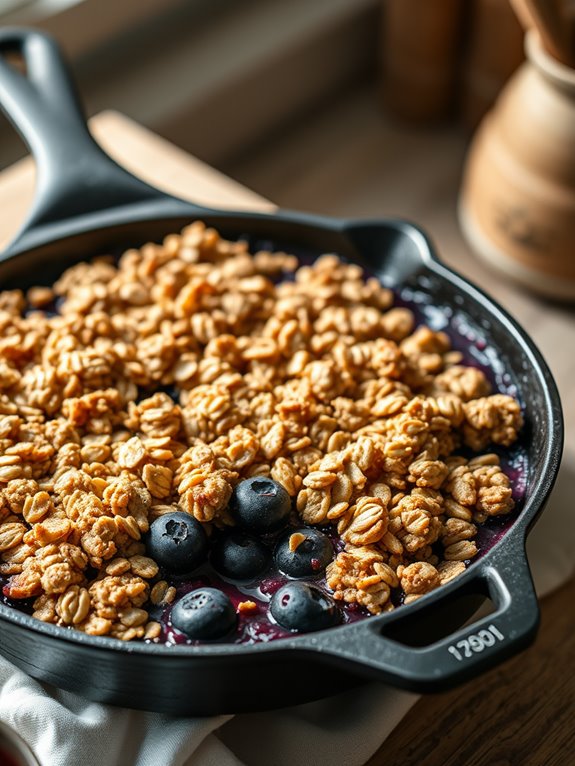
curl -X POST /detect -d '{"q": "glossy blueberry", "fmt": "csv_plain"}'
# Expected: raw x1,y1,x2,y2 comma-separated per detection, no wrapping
270,582,340,633
230,477,291,534
146,511,208,574
210,531,270,582
274,527,333,578
171,588,237,640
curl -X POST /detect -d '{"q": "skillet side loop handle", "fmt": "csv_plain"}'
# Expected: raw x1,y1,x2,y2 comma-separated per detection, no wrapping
0,28,172,233
324,544,539,692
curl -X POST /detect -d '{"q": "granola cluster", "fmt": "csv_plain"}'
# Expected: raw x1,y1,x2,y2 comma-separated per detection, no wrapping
0,222,523,636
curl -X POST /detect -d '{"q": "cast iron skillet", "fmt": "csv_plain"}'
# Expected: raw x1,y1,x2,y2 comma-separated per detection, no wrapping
0,29,563,715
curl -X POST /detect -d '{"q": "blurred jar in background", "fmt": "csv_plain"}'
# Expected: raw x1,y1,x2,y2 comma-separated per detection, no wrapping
380,0,524,127
459,30,575,300
381,0,463,122
459,0,524,129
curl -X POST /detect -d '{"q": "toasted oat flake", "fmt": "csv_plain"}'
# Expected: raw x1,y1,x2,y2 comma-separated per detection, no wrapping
237,600,258,615
288,532,307,552
144,621,162,640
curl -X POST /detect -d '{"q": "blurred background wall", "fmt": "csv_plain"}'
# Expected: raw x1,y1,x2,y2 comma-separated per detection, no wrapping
0,0,379,168
0,0,524,173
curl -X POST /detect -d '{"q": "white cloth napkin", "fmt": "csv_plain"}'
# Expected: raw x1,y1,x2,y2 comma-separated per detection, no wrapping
1,465,574,766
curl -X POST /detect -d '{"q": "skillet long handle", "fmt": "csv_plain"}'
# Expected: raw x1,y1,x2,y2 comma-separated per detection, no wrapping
0,28,184,241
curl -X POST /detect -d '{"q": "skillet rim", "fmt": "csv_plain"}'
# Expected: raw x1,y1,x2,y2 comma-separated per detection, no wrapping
0,209,563,661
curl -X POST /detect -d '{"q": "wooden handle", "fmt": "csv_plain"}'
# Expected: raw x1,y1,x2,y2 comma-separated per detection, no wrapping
509,0,574,66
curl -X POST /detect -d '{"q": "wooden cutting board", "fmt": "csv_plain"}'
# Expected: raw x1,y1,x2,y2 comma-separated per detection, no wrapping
0,110,275,253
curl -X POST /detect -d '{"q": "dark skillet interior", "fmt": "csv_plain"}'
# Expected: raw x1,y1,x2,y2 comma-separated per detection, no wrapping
0,208,563,714
0,27,563,714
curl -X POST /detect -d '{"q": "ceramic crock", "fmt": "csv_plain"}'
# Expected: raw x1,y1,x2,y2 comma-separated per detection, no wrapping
459,30,575,300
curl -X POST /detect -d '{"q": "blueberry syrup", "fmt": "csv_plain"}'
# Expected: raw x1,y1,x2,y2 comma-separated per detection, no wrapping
154,530,369,647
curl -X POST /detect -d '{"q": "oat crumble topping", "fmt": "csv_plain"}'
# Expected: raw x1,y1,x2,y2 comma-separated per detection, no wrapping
0,222,523,639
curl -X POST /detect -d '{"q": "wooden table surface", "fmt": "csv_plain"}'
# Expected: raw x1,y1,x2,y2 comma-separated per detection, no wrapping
0,110,573,766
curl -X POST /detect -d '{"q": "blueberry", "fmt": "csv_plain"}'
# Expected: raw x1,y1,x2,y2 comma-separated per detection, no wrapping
270,582,340,633
210,531,270,582
274,527,333,578
146,512,208,574
230,477,291,534
171,587,236,640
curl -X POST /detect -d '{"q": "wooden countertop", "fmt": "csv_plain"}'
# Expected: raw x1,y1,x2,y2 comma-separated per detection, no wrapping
373,575,575,766
0,111,573,766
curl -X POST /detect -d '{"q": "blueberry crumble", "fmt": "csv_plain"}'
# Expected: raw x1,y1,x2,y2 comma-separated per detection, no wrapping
0,222,524,643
